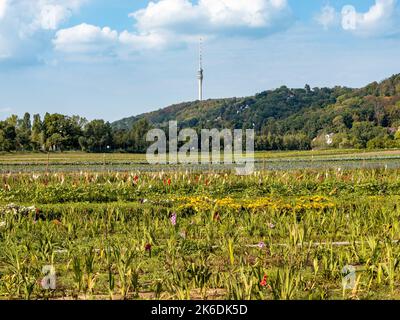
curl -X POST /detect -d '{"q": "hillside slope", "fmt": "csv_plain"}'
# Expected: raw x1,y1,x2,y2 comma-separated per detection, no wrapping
113,86,349,131
112,74,400,150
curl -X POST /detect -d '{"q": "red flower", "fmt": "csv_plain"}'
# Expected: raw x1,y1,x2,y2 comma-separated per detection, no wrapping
134,175,139,183
260,274,268,287
167,178,171,186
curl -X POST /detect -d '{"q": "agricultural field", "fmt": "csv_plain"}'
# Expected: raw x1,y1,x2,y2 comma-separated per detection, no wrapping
1,149,400,173
1,151,400,300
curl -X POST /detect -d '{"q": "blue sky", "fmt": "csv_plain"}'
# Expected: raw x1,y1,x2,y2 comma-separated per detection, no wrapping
0,0,399,122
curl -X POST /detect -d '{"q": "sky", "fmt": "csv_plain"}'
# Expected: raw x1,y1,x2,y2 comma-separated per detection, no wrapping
0,0,399,122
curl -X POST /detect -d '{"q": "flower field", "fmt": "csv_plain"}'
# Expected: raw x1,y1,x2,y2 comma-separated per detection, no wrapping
1,160,400,299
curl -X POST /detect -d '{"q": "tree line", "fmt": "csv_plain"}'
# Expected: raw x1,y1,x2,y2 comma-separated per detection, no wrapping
0,113,152,153
1,110,400,153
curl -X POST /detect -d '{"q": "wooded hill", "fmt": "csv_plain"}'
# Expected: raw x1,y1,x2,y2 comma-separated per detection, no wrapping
112,73,400,150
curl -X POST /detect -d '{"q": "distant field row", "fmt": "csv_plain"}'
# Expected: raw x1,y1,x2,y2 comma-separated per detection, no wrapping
1,150,400,173
1,149,400,164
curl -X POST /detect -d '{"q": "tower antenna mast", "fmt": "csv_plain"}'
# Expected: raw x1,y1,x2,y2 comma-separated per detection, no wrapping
197,38,204,101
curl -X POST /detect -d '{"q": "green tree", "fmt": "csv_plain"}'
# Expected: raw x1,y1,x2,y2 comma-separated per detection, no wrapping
80,120,113,152
31,114,44,151
0,117,17,151
350,122,387,149
43,113,84,151
16,113,32,151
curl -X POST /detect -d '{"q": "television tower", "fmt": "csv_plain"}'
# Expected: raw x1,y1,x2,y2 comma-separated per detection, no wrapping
197,38,204,101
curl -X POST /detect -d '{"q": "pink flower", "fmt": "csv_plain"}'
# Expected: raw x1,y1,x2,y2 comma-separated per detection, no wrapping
170,213,177,226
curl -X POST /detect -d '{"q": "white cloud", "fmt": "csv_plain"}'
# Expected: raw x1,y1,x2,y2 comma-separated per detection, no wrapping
53,23,175,57
35,4,71,30
0,0,7,20
0,0,87,61
315,5,338,30
119,30,171,51
132,0,291,34
54,24,196,59
341,0,399,36
200,0,288,28
132,0,200,32
54,23,118,54
53,0,292,58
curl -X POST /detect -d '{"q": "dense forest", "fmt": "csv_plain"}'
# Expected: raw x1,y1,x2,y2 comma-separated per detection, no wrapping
1,74,400,152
